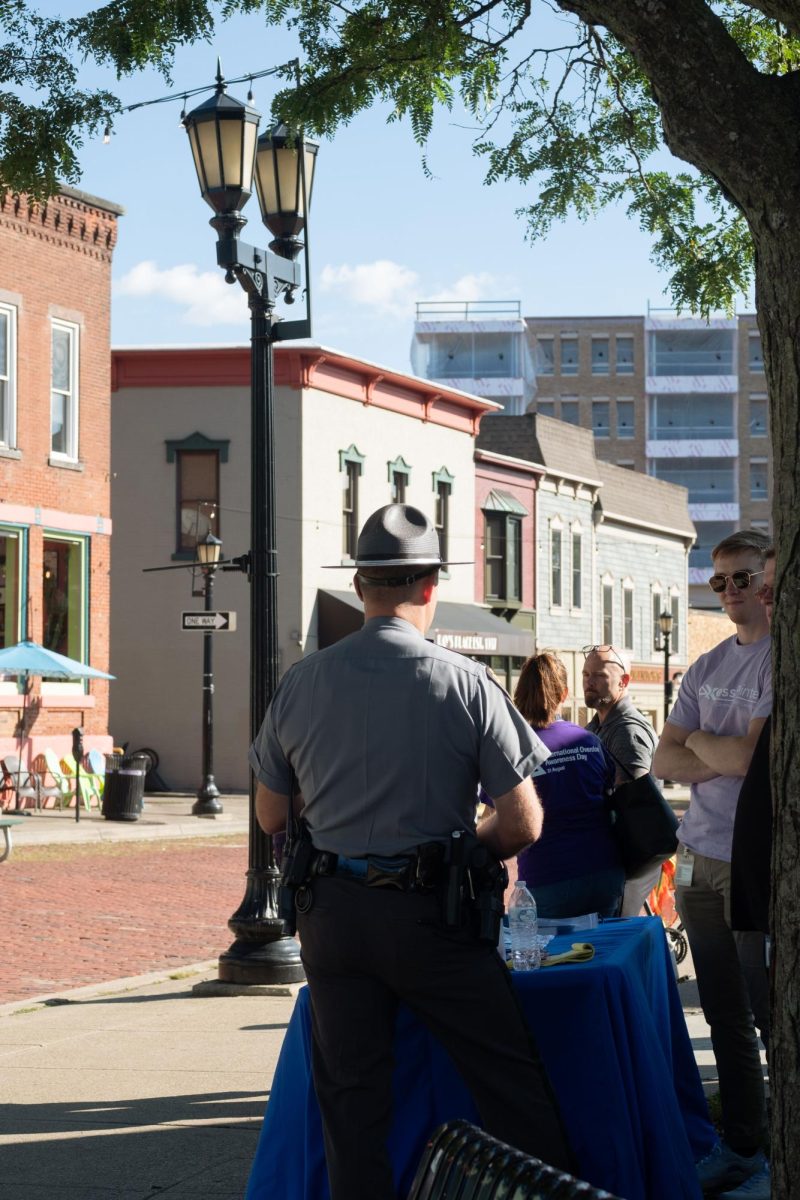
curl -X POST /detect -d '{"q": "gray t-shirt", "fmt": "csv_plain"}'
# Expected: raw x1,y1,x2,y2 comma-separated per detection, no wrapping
249,615,550,857
668,633,772,861
586,696,657,783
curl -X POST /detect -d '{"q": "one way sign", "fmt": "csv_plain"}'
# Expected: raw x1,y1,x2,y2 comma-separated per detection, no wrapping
181,611,237,632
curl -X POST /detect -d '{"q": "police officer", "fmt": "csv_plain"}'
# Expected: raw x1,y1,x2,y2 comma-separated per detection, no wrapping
250,504,574,1200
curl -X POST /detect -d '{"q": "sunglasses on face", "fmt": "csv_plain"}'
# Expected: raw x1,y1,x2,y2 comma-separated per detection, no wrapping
707,570,764,594
581,645,627,672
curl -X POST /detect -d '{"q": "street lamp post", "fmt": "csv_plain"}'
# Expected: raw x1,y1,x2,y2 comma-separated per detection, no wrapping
193,532,223,817
183,65,316,984
659,609,674,730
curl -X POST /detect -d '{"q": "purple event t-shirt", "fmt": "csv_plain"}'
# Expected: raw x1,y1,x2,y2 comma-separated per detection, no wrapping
669,633,772,862
515,720,619,889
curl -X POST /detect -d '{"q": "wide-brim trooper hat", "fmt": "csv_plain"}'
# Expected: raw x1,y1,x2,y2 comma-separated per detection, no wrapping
323,504,472,569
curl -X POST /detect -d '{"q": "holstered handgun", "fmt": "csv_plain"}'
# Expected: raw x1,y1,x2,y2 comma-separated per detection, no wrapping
278,770,313,935
443,830,469,929
467,843,508,945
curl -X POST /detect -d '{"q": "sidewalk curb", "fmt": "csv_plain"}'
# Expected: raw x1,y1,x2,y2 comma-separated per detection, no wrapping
0,960,219,1018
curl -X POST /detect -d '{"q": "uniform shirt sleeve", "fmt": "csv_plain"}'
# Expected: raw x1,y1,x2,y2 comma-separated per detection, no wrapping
667,662,700,732
476,671,550,797
248,684,293,794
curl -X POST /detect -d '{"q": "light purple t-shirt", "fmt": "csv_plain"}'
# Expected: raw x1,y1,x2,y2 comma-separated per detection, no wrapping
668,633,772,861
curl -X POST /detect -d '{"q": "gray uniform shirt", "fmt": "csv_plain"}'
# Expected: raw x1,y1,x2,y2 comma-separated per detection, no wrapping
249,616,550,857
586,696,657,783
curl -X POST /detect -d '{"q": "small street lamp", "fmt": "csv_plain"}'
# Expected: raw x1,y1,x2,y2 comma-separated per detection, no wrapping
192,531,223,817
658,609,674,730
184,64,317,984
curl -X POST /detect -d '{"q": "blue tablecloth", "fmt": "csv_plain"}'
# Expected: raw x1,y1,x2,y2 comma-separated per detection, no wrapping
246,917,715,1200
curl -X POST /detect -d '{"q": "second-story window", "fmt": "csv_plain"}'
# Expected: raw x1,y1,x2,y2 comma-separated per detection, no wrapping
387,455,411,505
671,591,680,655
652,587,663,650
550,522,563,607
0,303,17,449
616,336,634,375
51,319,79,459
591,337,609,375
622,580,634,650
560,336,579,375
536,337,554,376
602,577,614,644
592,400,610,438
571,527,583,609
617,400,635,439
748,332,764,373
339,445,365,560
177,451,220,554
485,514,522,604
749,395,767,437
433,467,454,564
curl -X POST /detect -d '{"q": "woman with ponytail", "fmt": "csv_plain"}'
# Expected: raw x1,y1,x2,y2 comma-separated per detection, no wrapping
511,652,625,919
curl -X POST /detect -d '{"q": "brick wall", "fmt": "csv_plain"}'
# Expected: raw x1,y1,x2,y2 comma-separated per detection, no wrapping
0,188,120,767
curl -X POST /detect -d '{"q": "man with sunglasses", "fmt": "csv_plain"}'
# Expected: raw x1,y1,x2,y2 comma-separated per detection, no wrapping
582,644,660,916
654,530,771,1199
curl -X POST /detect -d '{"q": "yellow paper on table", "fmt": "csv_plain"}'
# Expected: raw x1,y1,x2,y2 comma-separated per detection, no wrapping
541,942,595,967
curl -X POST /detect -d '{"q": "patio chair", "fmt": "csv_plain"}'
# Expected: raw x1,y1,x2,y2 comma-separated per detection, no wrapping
1,755,40,812
59,756,102,811
31,752,71,810
41,749,91,812
85,749,106,796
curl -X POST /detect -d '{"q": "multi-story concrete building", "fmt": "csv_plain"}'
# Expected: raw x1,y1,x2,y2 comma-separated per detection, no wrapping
110,344,526,790
410,301,536,415
477,414,694,730
412,306,771,610
0,186,121,771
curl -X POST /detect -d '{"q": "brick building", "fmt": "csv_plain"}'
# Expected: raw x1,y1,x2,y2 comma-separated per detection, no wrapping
0,186,122,770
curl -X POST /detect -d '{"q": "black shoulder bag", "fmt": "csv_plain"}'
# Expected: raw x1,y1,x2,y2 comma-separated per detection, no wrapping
604,723,679,876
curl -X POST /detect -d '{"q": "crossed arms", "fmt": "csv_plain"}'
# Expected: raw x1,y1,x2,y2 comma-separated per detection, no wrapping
653,717,768,783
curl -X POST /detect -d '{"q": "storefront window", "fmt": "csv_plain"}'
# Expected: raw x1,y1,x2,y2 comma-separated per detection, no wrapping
42,536,85,660
0,529,21,649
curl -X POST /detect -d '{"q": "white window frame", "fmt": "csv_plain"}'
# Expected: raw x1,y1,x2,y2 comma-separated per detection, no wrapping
601,572,614,645
50,318,80,461
0,302,17,449
652,584,664,652
622,578,635,651
570,522,583,611
550,517,564,610
670,588,681,656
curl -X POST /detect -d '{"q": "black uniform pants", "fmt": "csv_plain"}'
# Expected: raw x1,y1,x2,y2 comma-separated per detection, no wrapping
297,876,574,1200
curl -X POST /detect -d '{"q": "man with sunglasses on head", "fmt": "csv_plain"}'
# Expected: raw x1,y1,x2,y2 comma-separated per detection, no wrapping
653,530,771,1200
582,644,660,917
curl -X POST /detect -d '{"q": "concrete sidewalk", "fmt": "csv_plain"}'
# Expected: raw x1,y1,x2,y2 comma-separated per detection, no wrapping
3,792,250,852
0,955,727,1200
0,966,298,1200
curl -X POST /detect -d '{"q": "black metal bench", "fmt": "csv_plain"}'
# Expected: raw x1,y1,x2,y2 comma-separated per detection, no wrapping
408,1120,621,1200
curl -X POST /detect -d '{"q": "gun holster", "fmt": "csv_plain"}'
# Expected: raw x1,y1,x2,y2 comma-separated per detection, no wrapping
278,818,314,936
441,833,508,944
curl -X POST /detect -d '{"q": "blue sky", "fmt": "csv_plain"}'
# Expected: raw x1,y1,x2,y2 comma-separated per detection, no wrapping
48,4,752,374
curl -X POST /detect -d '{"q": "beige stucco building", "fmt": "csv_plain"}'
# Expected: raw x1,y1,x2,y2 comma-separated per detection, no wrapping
109,344,508,791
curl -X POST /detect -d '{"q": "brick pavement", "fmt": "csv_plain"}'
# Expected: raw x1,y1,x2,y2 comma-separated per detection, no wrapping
1,836,248,1003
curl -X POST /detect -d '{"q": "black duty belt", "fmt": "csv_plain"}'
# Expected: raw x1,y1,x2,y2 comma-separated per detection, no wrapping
310,847,442,892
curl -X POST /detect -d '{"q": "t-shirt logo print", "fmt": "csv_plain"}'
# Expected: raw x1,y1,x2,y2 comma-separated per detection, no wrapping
698,683,760,705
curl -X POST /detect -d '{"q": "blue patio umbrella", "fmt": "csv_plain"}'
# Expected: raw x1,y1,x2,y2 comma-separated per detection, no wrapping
0,641,114,814
0,640,115,681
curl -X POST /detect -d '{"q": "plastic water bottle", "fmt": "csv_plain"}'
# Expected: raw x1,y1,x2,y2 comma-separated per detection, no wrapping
507,880,540,971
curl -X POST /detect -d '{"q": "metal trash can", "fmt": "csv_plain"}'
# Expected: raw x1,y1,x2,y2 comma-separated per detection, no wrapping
102,753,148,822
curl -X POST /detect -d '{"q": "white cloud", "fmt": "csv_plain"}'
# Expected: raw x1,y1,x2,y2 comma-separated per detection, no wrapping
318,260,515,320
424,272,507,304
115,261,247,326
319,259,420,318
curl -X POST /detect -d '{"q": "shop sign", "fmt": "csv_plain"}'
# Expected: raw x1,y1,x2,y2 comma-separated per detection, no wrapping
434,632,499,653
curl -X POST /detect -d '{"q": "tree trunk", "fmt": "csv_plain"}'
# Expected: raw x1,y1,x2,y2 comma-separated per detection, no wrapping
556,4,800,1194
753,228,800,1199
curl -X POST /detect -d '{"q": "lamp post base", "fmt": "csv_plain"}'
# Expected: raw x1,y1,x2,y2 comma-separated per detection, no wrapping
218,934,305,985
193,779,223,818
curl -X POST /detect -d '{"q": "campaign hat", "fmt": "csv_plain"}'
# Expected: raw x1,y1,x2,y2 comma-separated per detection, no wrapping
323,503,471,568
